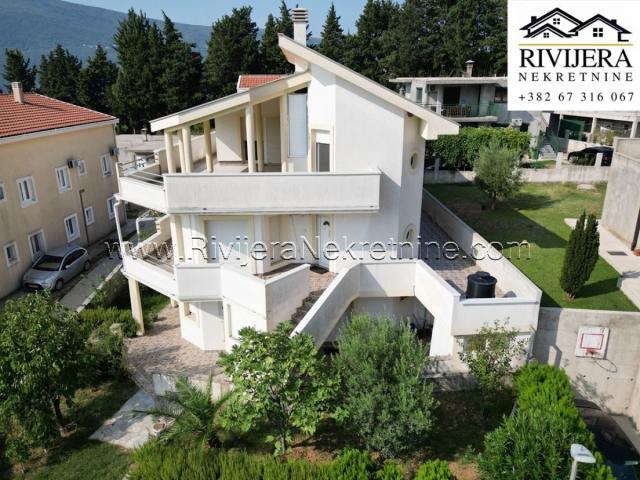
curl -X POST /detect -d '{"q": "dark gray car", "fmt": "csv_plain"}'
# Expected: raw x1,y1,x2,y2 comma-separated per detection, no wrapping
22,246,91,291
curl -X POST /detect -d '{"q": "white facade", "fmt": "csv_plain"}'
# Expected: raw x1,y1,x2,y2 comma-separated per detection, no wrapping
116,19,541,362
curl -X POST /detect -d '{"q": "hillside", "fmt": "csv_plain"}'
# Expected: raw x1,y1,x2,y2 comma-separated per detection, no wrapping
0,0,212,73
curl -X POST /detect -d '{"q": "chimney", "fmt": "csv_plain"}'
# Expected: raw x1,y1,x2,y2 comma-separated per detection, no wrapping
291,8,308,46
530,15,537,23
611,19,617,24
464,60,474,78
11,82,24,103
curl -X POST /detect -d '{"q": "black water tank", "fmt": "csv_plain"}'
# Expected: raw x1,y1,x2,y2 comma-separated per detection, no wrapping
466,271,497,298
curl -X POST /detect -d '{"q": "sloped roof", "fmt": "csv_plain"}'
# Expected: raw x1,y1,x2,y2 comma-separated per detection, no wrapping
238,74,284,90
520,8,582,31
569,14,631,33
0,93,116,139
528,24,573,38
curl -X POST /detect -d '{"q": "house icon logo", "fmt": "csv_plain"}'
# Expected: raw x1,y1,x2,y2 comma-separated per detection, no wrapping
520,8,631,42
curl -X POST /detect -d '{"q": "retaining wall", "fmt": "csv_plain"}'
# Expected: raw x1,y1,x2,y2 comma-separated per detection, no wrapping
424,165,609,184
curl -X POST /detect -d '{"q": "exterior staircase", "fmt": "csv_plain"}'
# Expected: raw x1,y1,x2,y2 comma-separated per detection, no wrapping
291,267,336,325
538,140,557,160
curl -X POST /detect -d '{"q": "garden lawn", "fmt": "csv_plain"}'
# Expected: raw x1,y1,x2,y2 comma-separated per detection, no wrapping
427,183,637,311
8,378,137,480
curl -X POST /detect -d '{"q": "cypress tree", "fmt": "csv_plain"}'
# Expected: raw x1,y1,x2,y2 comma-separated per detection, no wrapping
204,6,260,99
260,14,283,73
316,3,346,63
77,45,117,113
160,13,203,112
276,0,293,39
38,45,82,103
3,49,37,92
560,212,600,299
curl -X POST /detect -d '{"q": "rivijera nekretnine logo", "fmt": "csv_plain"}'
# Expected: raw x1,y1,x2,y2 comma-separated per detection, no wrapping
508,0,640,111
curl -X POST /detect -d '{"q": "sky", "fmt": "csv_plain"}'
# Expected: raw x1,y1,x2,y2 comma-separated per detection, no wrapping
66,0,369,35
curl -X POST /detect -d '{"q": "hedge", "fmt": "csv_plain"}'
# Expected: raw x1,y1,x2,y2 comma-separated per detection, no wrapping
426,127,531,171
479,363,614,480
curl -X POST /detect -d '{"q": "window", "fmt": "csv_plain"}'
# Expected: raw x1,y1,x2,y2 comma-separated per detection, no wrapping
553,17,560,25
77,160,87,176
0,182,5,203
84,206,95,225
4,241,19,267
494,87,508,104
593,27,604,38
55,166,72,192
416,87,424,104
543,32,550,38
106,196,116,220
64,214,80,242
27,230,46,259
100,154,112,176
16,176,37,207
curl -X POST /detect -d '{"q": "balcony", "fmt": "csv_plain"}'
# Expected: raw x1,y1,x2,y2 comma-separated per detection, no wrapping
423,102,499,122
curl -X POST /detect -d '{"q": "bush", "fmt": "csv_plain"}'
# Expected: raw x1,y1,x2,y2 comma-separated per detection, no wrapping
88,271,128,309
331,449,376,480
560,212,600,299
426,127,530,170
80,307,137,337
375,463,404,480
473,142,523,210
332,315,437,458
479,363,614,480
415,460,456,480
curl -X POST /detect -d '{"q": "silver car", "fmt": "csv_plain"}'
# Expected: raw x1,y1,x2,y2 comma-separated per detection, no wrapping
22,246,91,291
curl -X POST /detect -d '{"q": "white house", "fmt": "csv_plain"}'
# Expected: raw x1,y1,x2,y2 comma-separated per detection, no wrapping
115,9,541,365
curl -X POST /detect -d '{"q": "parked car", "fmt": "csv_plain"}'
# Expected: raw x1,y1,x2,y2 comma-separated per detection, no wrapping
568,146,613,166
575,398,640,479
22,246,91,291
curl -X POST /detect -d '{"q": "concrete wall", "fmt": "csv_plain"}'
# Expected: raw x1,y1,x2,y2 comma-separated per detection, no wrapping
533,307,640,422
0,124,119,298
601,139,640,248
424,165,610,184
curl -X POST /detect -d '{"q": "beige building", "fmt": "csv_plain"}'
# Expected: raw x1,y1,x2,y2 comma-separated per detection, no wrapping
0,83,119,298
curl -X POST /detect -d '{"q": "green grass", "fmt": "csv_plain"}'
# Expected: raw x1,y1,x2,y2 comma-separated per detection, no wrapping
427,183,637,311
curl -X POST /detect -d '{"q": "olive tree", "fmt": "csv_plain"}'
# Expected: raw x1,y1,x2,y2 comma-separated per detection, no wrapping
0,292,89,444
474,141,523,210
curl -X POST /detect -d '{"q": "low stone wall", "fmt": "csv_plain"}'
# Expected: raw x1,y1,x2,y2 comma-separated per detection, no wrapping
424,165,609,184
533,307,640,428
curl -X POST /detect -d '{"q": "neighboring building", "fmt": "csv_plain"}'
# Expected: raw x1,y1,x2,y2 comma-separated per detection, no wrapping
0,83,119,298
390,65,544,137
116,9,540,363
549,111,640,144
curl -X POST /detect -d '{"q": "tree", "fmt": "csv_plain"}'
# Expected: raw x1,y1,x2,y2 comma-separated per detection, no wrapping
276,0,293,39
38,45,82,103
160,13,203,112
111,9,165,132
204,6,260,99
260,2,295,74
474,141,523,210
316,3,346,63
218,322,335,454
560,212,600,299
332,315,437,458
343,0,399,83
3,49,37,91
459,320,526,402
0,292,89,444
77,45,117,113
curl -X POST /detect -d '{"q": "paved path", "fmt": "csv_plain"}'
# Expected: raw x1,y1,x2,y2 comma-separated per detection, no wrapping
60,257,122,312
565,218,640,309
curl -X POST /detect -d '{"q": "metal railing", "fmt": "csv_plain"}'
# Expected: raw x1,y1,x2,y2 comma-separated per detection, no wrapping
117,154,164,185
420,102,499,118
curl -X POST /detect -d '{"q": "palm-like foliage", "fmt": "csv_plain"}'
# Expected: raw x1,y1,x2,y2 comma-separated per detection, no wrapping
148,375,229,448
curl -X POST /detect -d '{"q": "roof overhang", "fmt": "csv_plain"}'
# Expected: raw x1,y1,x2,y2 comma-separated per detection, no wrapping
390,77,508,87
0,118,118,146
150,72,311,132
278,35,459,140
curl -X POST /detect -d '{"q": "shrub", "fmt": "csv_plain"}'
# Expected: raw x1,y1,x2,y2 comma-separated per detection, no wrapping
560,212,600,299
332,315,437,458
473,141,523,210
88,323,128,378
218,322,336,454
375,463,404,480
415,460,456,480
426,127,530,170
80,307,137,337
88,271,128,309
331,449,376,480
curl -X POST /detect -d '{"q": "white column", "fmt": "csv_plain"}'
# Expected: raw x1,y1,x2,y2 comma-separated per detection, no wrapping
631,120,639,139
169,214,185,264
595,152,603,167
255,104,264,172
590,117,598,142
164,130,176,174
245,106,256,173
181,127,193,173
203,120,214,173
279,95,289,172
128,277,144,335
177,133,186,172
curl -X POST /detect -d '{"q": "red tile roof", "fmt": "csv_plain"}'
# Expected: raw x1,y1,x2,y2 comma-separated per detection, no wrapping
0,93,116,139
237,74,284,90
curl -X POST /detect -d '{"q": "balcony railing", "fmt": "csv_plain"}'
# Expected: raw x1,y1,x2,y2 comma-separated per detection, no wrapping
422,102,499,118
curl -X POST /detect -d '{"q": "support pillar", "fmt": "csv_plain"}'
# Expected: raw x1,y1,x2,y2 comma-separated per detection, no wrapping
595,152,604,167
590,117,598,142
170,298,178,308
203,120,214,173
164,130,176,174
177,133,186,172
128,277,144,335
255,104,264,172
245,106,256,173
631,120,639,139
181,127,193,173
279,95,289,172
556,151,564,169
